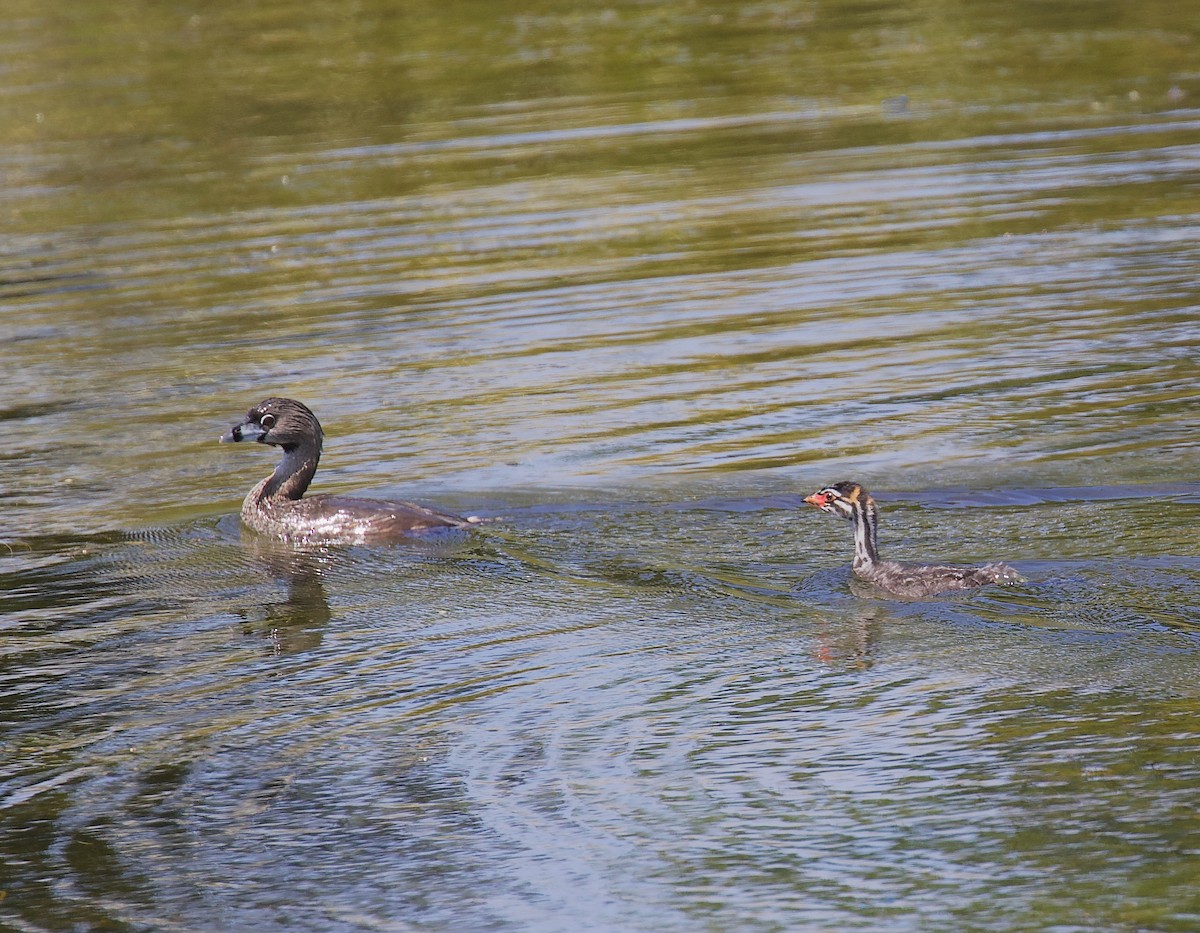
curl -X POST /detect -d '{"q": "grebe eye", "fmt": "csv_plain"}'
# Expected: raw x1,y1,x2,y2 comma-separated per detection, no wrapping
260,413,277,429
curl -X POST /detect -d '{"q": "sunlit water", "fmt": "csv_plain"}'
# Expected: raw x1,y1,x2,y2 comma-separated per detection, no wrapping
2,0,1200,930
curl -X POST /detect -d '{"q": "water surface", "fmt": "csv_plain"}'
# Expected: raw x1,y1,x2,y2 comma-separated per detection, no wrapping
2,0,1199,930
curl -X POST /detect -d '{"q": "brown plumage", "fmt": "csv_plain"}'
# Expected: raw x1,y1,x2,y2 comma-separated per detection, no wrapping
221,397,478,545
803,481,1020,598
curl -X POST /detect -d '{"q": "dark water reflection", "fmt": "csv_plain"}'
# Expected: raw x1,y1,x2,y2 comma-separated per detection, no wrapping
3,0,1200,929
4,489,1200,930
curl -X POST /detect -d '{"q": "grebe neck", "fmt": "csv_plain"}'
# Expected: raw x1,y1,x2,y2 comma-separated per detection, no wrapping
849,495,880,570
259,443,320,502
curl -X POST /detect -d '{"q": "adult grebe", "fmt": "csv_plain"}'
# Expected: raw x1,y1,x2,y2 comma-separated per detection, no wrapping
221,397,479,545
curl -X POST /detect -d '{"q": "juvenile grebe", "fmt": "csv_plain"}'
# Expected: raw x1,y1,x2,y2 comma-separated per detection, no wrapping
221,397,479,545
804,481,1020,598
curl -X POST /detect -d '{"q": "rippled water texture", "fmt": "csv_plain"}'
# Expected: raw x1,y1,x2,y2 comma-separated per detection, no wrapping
2,0,1200,930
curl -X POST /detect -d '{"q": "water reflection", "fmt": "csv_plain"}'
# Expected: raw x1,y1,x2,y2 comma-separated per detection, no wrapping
810,607,885,670
235,537,334,654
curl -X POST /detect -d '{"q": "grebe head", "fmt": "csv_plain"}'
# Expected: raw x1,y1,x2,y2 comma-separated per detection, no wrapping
803,481,870,521
220,397,323,453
